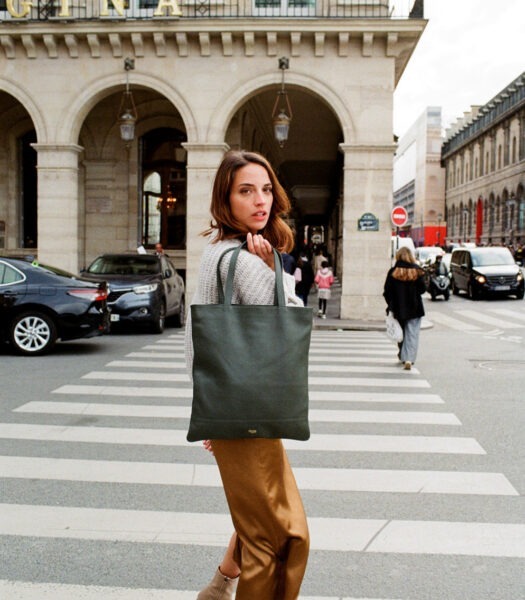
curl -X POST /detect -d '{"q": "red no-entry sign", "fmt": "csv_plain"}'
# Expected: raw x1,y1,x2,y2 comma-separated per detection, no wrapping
391,206,408,227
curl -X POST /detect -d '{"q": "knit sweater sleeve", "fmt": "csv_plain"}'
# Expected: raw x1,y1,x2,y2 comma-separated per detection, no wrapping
184,239,303,378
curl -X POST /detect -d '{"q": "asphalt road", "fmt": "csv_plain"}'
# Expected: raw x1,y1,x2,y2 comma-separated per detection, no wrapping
0,297,524,599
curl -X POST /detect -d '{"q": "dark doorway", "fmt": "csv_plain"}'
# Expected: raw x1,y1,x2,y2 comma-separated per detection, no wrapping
20,130,37,248
140,127,187,251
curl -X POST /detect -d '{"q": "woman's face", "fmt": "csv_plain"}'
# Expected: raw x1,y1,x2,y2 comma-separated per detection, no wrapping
229,163,273,234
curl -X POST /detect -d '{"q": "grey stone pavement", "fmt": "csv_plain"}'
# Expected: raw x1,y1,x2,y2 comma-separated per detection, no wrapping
308,279,433,331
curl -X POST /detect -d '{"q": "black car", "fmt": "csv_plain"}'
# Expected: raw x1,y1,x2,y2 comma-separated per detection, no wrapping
450,247,524,299
81,253,185,332
0,257,109,355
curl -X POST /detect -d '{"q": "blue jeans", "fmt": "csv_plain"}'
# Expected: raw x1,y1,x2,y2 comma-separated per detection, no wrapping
398,317,421,363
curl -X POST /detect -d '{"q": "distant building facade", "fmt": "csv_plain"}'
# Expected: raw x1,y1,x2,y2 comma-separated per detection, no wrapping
442,72,525,246
393,106,446,247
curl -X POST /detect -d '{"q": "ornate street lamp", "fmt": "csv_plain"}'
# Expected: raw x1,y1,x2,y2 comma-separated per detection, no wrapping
271,57,293,148
118,57,138,143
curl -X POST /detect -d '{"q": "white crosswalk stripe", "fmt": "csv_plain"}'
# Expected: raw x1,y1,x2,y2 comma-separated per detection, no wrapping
14,400,460,425
0,455,516,495
0,580,398,600
2,503,524,557
426,305,525,332
1,329,521,598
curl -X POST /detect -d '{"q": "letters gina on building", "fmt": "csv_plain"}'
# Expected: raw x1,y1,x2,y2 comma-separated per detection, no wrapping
2,0,181,19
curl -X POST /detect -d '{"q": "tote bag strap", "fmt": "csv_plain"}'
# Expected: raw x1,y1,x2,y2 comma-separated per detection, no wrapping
216,242,285,306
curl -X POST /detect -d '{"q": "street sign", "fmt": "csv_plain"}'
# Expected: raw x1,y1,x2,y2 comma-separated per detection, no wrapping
391,206,408,227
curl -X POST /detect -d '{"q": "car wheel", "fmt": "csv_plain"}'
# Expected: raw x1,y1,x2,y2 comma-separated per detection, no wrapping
444,289,450,301
151,302,166,334
467,283,478,300
173,296,185,328
452,281,459,295
9,311,58,355
516,289,524,300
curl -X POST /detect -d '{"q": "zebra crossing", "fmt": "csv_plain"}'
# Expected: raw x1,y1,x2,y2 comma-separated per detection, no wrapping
1,330,523,599
425,302,525,335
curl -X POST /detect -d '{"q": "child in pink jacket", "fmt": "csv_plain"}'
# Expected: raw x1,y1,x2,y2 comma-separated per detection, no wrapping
314,260,334,318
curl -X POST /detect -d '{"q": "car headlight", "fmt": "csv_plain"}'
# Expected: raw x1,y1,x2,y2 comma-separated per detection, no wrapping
133,283,158,294
517,272,524,282
475,274,486,284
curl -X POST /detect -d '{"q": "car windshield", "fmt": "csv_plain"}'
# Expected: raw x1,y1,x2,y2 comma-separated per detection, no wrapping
471,249,515,267
88,256,160,276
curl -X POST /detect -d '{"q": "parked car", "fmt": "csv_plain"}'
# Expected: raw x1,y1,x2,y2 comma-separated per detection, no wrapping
450,247,524,300
0,257,109,355
81,253,185,332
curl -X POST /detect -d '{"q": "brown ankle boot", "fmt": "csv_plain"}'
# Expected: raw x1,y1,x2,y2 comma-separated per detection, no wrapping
197,567,238,600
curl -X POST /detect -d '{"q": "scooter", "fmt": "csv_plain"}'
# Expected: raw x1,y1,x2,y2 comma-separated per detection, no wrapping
426,270,451,301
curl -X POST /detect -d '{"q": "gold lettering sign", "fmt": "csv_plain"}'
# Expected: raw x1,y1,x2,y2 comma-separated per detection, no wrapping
6,0,33,18
100,0,126,17
154,0,182,17
4,0,182,19
58,0,71,17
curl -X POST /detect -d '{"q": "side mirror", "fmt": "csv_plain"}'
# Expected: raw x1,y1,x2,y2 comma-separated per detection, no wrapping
164,269,172,278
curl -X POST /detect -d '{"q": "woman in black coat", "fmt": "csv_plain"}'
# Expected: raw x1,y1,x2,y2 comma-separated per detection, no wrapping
383,246,426,370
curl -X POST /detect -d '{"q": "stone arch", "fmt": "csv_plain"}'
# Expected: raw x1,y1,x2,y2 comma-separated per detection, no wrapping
207,72,353,144
0,79,46,141
56,73,198,145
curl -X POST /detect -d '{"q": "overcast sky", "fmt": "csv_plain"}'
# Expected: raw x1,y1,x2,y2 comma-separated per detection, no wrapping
393,0,524,139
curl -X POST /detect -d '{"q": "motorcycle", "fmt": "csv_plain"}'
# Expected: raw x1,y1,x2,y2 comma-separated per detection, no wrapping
424,267,451,301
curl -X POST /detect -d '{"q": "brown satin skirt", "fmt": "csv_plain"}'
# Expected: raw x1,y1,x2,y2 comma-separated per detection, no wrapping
212,439,310,600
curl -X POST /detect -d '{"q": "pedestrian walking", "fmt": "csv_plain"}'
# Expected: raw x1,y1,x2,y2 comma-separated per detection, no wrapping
294,255,315,305
313,247,328,273
314,260,334,318
383,246,426,370
185,150,309,600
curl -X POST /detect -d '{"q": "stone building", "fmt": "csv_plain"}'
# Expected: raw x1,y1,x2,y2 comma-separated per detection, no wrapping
393,106,446,247
442,71,525,247
0,0,425,319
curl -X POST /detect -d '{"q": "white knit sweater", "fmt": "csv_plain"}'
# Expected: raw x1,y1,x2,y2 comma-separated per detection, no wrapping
185,237,303,376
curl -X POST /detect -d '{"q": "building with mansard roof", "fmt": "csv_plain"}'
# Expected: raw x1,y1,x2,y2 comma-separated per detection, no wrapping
442,72,525,247
0,0,425,319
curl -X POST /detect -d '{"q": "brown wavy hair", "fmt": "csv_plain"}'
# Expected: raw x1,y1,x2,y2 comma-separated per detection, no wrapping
393,246,422,281
203,150,294,252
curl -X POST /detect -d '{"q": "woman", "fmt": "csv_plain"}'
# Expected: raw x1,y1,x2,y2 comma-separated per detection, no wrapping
383,246,426,370
185,150,310,600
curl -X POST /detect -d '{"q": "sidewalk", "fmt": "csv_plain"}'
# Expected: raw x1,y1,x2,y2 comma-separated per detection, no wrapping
307,279,433,331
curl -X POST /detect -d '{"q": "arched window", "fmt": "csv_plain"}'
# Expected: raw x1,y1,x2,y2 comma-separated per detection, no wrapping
511,137,517,163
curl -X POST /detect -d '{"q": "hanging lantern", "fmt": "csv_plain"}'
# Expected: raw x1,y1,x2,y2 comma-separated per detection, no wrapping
117,58,138,144
271,57,293,148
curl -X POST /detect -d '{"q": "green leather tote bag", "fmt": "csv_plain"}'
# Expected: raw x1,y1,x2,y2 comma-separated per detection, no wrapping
187,243,312,442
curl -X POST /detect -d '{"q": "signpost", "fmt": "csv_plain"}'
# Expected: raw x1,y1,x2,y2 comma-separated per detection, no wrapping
391,206,408,256
391,206,408,228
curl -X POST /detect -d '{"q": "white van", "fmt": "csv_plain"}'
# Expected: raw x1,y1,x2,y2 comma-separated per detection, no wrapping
390,236,415,261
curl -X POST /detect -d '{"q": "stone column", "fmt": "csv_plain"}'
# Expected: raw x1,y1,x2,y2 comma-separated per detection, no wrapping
32,144,83,273
182,142,229,304
339,143,395,320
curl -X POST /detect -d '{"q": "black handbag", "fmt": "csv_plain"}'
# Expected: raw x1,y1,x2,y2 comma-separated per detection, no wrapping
187,243,312,442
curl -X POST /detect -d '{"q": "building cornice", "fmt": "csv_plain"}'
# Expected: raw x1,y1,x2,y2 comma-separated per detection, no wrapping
0,18,425,83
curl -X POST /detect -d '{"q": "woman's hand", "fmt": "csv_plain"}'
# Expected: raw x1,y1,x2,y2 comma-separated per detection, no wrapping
203,440,214,455
247,232,275,271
